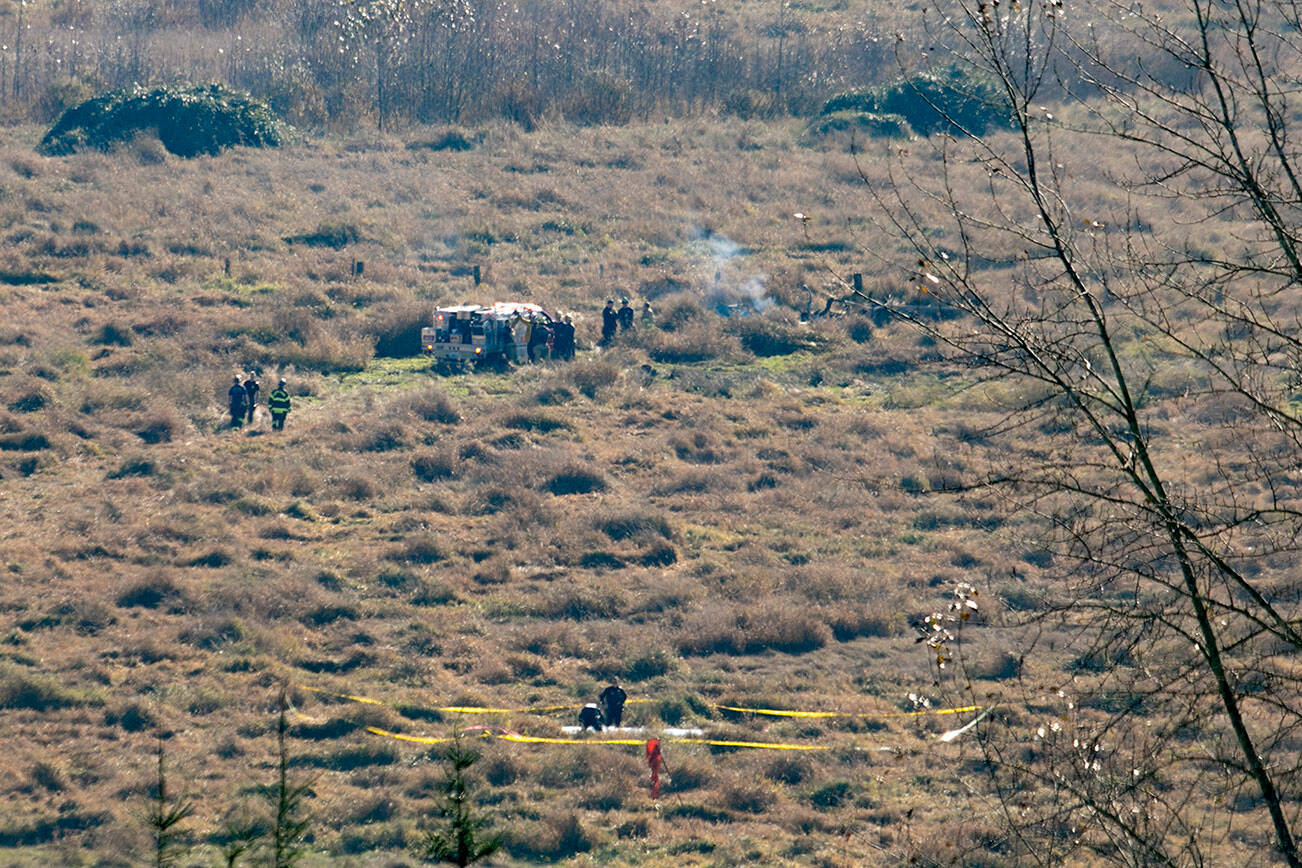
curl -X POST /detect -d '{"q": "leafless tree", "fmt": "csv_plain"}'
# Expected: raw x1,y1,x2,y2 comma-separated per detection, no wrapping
853,1,1302,864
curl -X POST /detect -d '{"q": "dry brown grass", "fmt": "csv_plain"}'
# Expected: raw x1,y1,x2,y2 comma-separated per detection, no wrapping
0,66,1288,864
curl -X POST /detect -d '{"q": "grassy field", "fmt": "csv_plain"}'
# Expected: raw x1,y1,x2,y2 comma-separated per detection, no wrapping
0,72,1294,863
0,116,1058,866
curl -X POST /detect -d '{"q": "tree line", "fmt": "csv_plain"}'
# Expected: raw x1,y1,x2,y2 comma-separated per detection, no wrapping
0,0,903,130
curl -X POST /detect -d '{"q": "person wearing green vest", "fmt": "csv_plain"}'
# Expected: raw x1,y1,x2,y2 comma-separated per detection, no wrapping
268,378,292,430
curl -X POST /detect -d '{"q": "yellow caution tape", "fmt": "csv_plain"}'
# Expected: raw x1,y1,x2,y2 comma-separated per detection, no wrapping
715,705,842,718
714,703,982,719
299,685,384,706
365,726,829,752
300,683,982,754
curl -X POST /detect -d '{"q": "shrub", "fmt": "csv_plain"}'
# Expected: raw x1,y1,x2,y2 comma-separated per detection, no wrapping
546,466,607,496
641,321,737,363
136,416,181,444
23,599,116,635
91,323,133,347
663,802,730,823
577,551,625,569
653,292,707,331
765,755,813,786
679,602,830,656
639,543,678,566
562,360,620,398
391,536,445,565
0,432,50,450
407,128,478,152
970,649,1021,680
367,300,430,358
0,666,94,711
30,761,66,793
596,512,673,542
335,475,378,500
0,810,108,847
412,450,457,482
412,579,459,607
825,608,901,640
538,587,625,620
105,702,156,732
471,560,511,585
620,649,677,681
403,386,461,423
302,605,357,627
461,486,526,516
819,65,1013,138
116,575,183,610
178,617,246,650
284,223,361,249
291,744,398,771
39,83,283,157
805,110,910,140
726,311,818,357
186,549,232,568
500,410,569,433
504,813,595,861
809,780,853,809
664,754,714,791
107,456,159,479
8,390,48,413
349,424,407,453
720,779,777,813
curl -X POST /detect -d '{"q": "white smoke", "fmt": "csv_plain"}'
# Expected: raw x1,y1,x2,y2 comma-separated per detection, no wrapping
692,227,771,315
739,276,774,313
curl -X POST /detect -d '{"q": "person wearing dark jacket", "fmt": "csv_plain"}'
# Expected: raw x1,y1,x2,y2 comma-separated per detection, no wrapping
527,315,551,362
268,379,292,431
579,704,604,731
599,682,627,728
617,298,634,331
600,300,618,346
227,376,247,428
242,374,259,425
552,315,576,360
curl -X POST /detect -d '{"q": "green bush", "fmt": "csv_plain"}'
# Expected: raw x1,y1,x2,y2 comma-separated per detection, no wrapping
39,83,284,157
809,780,853,809
819,65,1012,138
806,110,910,139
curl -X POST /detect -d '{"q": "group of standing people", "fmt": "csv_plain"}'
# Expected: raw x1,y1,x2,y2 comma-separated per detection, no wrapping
600,297,653,346
227,373,292,430
512,311,576,362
